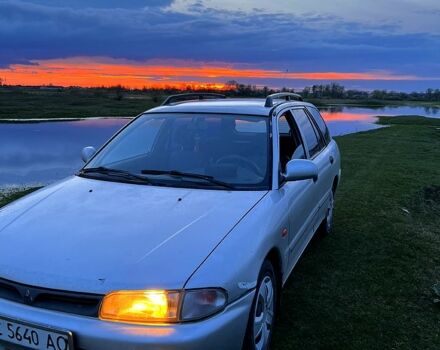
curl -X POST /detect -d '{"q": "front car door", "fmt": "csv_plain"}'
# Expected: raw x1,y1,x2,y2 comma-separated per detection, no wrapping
273,109,317,276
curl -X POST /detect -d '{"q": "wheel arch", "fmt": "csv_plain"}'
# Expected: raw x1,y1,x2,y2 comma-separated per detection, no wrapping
265,247,283,294
332,175,339,194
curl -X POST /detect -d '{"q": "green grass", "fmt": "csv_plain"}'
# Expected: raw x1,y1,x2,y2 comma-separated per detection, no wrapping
273,116,440,349
0,87,163,119
0,188,39,207
1,117,439,348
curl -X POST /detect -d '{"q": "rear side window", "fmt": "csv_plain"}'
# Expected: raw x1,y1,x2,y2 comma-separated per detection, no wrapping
292,109,322,158
307,107,331,144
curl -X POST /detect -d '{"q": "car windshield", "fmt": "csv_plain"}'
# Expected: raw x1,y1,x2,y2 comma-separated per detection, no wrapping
82,113,271,190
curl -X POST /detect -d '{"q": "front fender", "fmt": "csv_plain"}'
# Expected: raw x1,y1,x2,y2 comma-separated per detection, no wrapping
184,191,288,302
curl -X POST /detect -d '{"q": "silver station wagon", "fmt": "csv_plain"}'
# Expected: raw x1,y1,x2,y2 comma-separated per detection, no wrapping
0,93,341,350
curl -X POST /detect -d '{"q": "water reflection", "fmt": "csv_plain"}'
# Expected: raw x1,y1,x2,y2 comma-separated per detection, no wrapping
0,105,439,188
321,104,440,116
320,105,439,136
320,111,381,136
0,119,129,188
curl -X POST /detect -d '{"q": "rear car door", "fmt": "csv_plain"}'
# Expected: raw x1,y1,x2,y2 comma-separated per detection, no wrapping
291,107,332,233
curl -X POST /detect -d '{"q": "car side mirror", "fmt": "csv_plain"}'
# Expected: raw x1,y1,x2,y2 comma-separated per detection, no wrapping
283,159,318,182
81,146,96,163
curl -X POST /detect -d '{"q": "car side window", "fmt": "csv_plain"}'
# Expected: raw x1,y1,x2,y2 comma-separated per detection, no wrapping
291,108,322,158
278,112,306,173
307,107,331,144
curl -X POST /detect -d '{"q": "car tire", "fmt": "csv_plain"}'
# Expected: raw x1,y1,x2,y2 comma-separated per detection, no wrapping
320,189,334,235
242,260,278,350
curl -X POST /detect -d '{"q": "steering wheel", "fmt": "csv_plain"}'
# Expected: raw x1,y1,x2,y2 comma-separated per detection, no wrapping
215,155,264,177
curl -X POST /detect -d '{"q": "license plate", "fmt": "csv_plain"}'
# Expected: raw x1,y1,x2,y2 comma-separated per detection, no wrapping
0,315,73,350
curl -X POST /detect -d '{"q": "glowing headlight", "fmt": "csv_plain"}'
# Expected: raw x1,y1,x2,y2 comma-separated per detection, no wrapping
99,290,180,323
99,289,227,324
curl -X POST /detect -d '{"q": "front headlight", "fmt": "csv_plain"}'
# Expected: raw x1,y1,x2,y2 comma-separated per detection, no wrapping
99,288,227,324
99,290,180,323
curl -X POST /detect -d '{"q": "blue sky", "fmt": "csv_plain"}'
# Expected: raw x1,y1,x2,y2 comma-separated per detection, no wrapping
0,0,439,91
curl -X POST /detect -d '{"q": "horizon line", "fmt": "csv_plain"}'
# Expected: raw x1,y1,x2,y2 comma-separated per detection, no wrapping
1,57,438,92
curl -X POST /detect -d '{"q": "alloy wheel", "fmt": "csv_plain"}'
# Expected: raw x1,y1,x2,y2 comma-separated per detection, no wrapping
253,275,275,350
326,191,334,233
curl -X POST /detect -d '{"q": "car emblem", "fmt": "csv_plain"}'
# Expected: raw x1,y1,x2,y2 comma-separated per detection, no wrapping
23,288,33,305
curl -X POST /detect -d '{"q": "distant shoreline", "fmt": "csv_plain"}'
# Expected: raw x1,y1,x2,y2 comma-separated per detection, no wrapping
1,86,438,121
0,116,133,123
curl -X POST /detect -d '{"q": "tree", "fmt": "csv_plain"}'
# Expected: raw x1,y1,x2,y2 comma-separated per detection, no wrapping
226,80,239,90
114,85,125,101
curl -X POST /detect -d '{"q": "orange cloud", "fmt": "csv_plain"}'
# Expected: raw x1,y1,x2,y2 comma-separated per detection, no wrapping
0,57,428,89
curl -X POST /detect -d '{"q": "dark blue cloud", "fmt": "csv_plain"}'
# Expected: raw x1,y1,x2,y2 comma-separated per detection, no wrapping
17,0,173,8
0,0,438,89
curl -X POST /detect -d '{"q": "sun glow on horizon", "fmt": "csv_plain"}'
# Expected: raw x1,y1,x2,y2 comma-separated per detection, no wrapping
0,57,431,90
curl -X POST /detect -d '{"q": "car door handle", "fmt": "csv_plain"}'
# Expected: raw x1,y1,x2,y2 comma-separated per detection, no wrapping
329,156,334,164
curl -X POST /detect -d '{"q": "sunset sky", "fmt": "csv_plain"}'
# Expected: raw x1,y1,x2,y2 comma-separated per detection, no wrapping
0,0,439,91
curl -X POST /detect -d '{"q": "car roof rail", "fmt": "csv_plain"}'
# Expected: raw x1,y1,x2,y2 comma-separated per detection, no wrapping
161,93,227,106
264,92,303,107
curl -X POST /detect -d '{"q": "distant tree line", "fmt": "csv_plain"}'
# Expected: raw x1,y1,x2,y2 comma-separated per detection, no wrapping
225,81,440,102
299,83,440,101
1,81,439,102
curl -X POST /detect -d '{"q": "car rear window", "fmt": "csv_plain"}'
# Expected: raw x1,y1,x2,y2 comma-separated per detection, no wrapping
307,107,331,144
292,109,322,158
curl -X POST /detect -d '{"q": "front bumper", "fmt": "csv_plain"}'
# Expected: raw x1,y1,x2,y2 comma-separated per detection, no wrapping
0,291,254,350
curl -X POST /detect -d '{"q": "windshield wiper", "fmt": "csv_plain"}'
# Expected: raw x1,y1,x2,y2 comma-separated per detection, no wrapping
79,167,152,184
141,169,235,189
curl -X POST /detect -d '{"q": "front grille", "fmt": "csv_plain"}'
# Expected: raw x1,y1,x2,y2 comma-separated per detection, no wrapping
0,277,103,317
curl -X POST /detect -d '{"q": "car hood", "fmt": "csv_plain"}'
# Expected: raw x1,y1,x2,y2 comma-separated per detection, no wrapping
0,177,267,294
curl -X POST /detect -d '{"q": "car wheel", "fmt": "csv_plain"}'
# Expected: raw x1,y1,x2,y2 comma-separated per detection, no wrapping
321,189,334,235
242,260,278,350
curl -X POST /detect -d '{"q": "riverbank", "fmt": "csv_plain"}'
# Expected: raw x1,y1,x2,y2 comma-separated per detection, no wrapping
309,98,440,108
1,117,439,349
0,87,157,120
0,187,38,207
0,116,133,123
1,87,438,120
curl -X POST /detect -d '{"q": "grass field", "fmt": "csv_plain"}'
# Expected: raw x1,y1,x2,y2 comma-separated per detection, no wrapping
1,117,439,349
0,87,161,119
0,188,38,207
273,116,440,349
1,86,438,120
